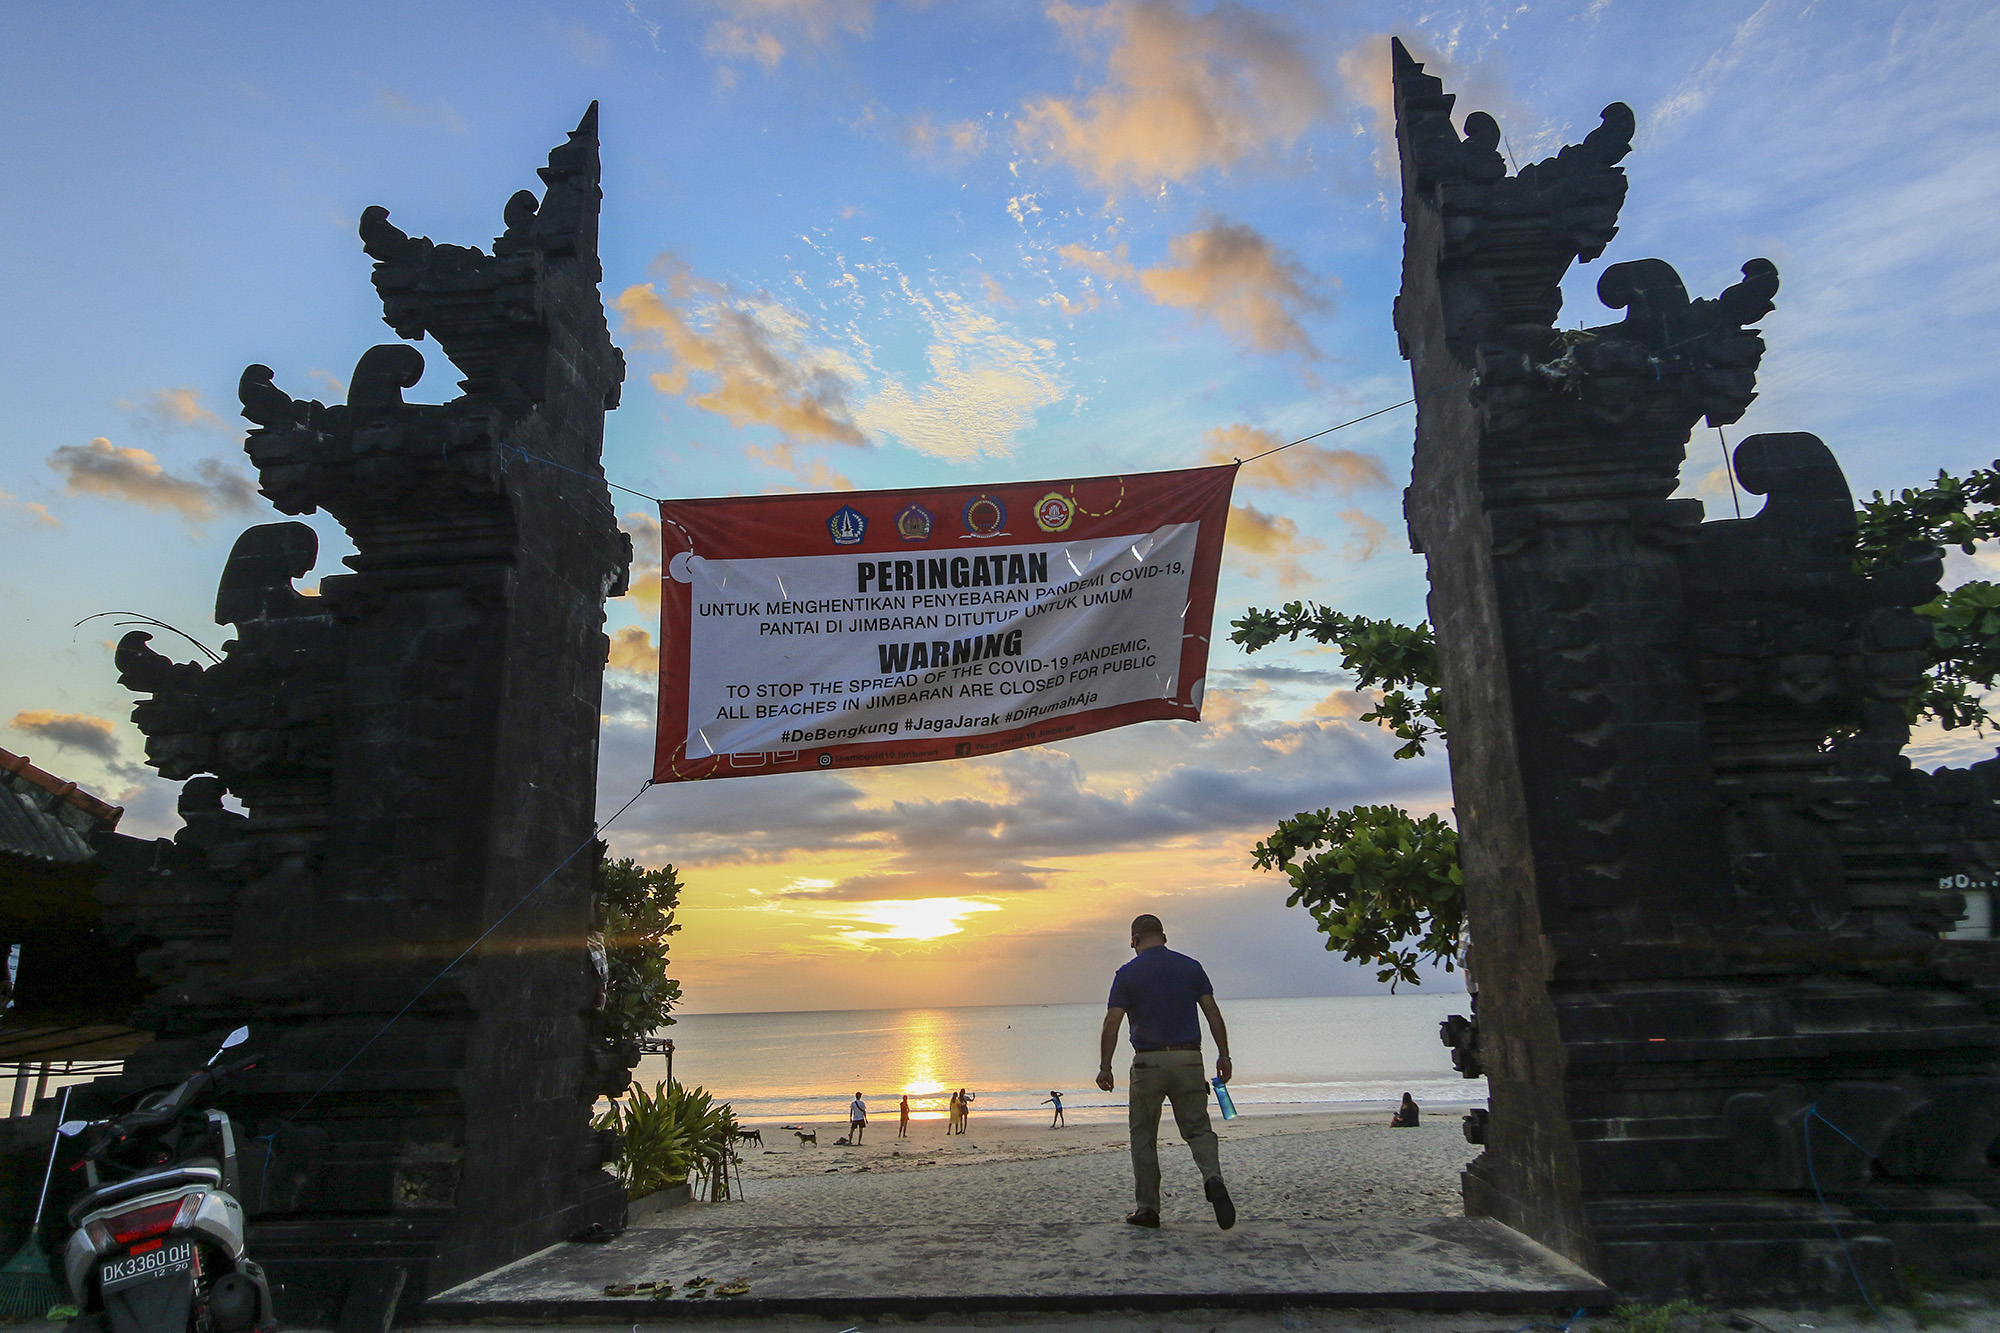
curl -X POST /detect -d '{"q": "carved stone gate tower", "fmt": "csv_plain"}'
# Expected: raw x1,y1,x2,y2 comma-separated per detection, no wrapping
1393,41,2000,1300
88,108,633,1322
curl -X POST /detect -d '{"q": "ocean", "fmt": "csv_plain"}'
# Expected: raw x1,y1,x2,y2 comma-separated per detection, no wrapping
631,993,1488,1126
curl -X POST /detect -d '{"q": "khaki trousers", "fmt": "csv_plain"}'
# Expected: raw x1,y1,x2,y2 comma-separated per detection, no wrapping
1127,1049,1223,1210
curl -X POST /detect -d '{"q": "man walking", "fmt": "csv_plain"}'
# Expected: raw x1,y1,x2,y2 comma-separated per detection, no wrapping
849,1091,867,1144
1095,913,1235,1229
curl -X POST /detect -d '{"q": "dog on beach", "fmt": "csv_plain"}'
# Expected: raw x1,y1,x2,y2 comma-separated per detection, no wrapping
733,1128,764,1148
792,1129,817,1146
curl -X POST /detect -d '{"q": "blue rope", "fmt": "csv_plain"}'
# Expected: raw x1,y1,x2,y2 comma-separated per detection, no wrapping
1801,1104,1890,1326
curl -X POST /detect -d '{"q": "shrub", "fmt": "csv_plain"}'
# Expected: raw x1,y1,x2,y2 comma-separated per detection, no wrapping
597,1080,739,1201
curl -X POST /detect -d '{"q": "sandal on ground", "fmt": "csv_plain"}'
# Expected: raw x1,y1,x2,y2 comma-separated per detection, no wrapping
1124,1207,1161,1228
1205,1177,1236,1230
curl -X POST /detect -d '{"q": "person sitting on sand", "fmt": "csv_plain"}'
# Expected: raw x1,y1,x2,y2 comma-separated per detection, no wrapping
1043,1090,1065,1128
1390,1093,1420,1128
1097,912,1236,1231
849,1091,867,1144
898,1094,911,1138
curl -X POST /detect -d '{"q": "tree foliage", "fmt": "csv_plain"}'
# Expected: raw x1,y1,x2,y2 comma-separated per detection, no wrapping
1854,461,2000,732
1230,604,1458,987
597,854,684,1043
1252,804,1463,989
1230,604,1444,757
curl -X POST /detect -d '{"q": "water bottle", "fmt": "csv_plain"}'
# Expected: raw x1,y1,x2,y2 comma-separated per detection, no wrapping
1211,1075,1238,1120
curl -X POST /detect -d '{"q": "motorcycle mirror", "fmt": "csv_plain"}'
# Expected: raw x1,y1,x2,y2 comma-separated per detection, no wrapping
57,1120,89,1137
208,1025,251,1065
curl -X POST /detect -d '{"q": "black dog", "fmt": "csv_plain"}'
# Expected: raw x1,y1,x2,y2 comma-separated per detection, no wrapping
733,1127,764,1148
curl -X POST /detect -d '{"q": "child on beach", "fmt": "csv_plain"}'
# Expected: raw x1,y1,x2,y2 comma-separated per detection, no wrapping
1043,1090,1065,1128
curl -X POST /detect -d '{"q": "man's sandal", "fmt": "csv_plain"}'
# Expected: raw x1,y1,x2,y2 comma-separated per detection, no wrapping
1124,1208,1161,1228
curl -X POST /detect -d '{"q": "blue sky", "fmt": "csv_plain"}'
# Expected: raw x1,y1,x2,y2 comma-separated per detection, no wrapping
4,0,1997,1012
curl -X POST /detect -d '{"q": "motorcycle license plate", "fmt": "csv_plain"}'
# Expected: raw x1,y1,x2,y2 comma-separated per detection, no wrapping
100,1240,193,1293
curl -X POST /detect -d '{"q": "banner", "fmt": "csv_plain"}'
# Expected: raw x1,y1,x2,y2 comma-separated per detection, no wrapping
652,465,1237,782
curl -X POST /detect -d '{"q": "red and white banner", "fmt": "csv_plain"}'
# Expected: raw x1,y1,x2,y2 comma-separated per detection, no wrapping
652,465,1237,782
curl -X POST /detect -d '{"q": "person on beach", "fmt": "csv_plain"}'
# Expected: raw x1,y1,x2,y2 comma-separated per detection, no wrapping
849,1091,867,1144
1043,1090,1065,1128
1096,913,1235,1230
957,1088,973,1133
898,1094,911,1138
946,1088,962,1135
1390,1093,1420,1128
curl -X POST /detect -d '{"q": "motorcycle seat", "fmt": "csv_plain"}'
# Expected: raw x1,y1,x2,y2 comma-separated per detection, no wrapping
68,1165,222,1227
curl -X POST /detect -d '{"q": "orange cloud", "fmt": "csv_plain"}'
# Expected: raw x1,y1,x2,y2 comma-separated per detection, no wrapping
619,512,663,614
1201,425,1389,495
1311,689,1377,720
1137,220,1326,357
747,441,857,491
703,0,874,69
614,261,865,446
119,387,230,432
1337,507,1389,562
1056,242,1136,282
608,626,659,675
1225,502,1322,587
47,437,259,522
9,710,119,760
851,291,1066,461
906,114,990,160
1017,0,1327,194
0,489,59,528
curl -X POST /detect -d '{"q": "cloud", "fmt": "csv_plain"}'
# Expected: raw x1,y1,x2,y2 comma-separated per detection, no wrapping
608,626,659,675
702,0,875,69
119,388,229,432
1336,507,1388,561
746,441,856,490
618,511,663,615
905,114,991,161
614,261,866,446
1136,219,1327,357
599,688,1445,880
1017,0,1328,194
852,290,1067,461
0,489,59,528
779,867,1052,901
1201,424,1389,495
1225,502,1321,587
47,438,259,523
9,710,120,761
371,86,468,135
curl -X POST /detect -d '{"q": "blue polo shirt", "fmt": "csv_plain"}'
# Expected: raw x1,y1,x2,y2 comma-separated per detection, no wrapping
1108,946,1214,1050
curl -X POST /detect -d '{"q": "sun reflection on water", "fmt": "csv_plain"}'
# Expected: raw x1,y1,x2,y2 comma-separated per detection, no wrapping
897,1010,952,1118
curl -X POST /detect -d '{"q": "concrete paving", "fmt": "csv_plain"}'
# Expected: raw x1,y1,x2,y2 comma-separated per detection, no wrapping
425,1215,1608,1319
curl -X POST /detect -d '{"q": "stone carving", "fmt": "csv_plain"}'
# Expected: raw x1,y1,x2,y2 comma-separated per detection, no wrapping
79,107,634,1324
1394,38,2000,1301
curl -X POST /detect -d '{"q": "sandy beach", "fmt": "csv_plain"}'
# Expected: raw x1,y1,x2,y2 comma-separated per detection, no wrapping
665,1105,1488,1228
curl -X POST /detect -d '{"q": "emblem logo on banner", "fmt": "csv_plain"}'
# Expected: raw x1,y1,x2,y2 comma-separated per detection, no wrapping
651,464,1239,783
1034,491,1075,533
962,495,1007,538
827,505,867,546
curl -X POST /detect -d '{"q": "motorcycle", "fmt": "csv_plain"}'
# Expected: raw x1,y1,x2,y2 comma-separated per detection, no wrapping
58,1026,276,1333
